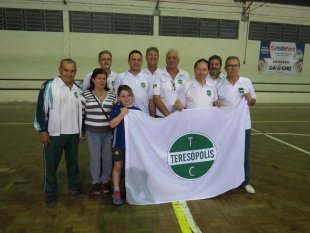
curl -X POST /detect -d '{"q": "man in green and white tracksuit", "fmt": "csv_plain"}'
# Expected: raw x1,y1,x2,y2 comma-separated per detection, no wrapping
34,58,84,207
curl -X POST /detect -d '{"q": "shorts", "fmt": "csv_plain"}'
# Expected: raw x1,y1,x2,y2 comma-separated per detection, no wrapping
113,148,125,162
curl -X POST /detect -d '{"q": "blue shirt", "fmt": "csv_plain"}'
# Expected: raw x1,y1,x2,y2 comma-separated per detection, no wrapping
109,104,140,149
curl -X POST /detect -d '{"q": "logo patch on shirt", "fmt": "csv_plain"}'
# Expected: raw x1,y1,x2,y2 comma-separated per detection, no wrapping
141,82,146,88
74,92,78,99
177,80,183,84
238,87,245,94
206,90,211,96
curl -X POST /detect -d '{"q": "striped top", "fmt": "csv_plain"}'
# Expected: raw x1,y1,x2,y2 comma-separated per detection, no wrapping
82,89,116,133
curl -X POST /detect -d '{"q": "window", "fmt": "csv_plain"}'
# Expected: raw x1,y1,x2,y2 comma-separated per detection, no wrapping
159,16,239,39
70,11,153,35
249,21,310,43
0,8,63,32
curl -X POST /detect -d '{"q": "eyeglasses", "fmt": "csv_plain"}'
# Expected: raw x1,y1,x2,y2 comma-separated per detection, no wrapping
171,80,176,90
226,64,240,69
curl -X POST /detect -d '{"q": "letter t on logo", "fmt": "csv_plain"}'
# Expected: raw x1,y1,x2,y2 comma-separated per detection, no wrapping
188,137,193,147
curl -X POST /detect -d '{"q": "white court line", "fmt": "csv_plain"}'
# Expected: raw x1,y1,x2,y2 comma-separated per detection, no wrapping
252,128,310,155
267,133,310,137
252,132,262,135
179,201,203,233
251,128,261,133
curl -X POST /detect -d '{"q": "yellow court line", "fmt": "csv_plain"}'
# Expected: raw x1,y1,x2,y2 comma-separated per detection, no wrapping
172,201,192,233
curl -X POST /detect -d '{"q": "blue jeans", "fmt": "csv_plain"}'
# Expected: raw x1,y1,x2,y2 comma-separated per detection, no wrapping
86,131,113,184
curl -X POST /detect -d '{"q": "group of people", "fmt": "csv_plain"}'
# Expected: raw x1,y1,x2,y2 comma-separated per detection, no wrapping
34,47,256,208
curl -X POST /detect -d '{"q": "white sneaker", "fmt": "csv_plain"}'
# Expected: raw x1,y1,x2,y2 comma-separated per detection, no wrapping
243,184,255,194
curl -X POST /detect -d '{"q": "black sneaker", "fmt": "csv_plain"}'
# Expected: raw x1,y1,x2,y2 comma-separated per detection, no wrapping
46,195,57,208
102,182,111,194
69,188,86,198
91,183,102,195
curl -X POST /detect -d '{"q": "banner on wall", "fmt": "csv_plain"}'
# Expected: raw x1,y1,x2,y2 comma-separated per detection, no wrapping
258,40,305,75
124,101,248,205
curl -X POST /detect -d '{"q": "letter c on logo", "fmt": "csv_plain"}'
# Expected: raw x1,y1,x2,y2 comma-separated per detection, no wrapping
189,167,195,177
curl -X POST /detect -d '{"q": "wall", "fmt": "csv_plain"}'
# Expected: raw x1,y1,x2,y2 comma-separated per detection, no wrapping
0,0,309,102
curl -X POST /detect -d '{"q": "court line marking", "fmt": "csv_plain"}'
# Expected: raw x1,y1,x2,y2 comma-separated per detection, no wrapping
179,201,203,233
266,133,310,137
172,201,193,233
252,128,310,155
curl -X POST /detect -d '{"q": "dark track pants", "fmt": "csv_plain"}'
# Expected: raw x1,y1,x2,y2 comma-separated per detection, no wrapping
43,134,81,196
242,129,251,186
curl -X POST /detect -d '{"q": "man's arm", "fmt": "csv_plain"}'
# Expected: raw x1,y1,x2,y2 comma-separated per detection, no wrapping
153,95,171,116
34,81,51,145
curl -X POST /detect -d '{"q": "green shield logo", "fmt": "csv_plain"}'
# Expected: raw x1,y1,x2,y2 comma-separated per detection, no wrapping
238,87,244,94
168,133,217,180
141,82,146,88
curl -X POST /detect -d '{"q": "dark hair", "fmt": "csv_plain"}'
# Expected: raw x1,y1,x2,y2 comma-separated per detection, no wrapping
194,58,209,69
225,56,240,67
89,68,109,91
117,84,134,97
98,50,112,61
128,50,143,60
59,58,76,69
208,55,222,67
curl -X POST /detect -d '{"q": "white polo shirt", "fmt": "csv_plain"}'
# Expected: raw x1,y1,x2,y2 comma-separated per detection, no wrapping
114,71,152,114
58,79,80,134
217,76,256,129
142,67,162,94
179,79,218,109
153,68,190,117
207,72,226,90
82,70,118,91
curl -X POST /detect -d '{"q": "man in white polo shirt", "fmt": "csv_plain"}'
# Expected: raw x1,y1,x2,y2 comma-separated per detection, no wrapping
114,50,152,115
175,58,219,110
142,46,162,117
153,49,190,117
82,50,117,91
34,58,85,208
217,56,256,194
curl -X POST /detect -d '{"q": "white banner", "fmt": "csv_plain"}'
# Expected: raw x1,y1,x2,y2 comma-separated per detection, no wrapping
125,101,248,205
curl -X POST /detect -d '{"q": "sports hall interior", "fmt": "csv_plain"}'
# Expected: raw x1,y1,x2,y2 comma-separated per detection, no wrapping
0,0,309,233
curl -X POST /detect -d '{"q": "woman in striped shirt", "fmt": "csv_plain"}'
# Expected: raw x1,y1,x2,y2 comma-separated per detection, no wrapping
82,68,116,195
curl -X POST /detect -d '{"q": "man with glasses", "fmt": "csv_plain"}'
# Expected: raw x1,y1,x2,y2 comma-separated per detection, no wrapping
217,56,256,194
82,50,117,91
153,49,190,117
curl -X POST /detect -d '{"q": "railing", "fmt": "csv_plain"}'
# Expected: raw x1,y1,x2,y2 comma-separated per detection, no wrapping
0,79,310,93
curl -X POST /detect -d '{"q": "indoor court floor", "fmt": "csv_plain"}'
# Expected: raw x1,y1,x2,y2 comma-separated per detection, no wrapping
0,102,309,233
